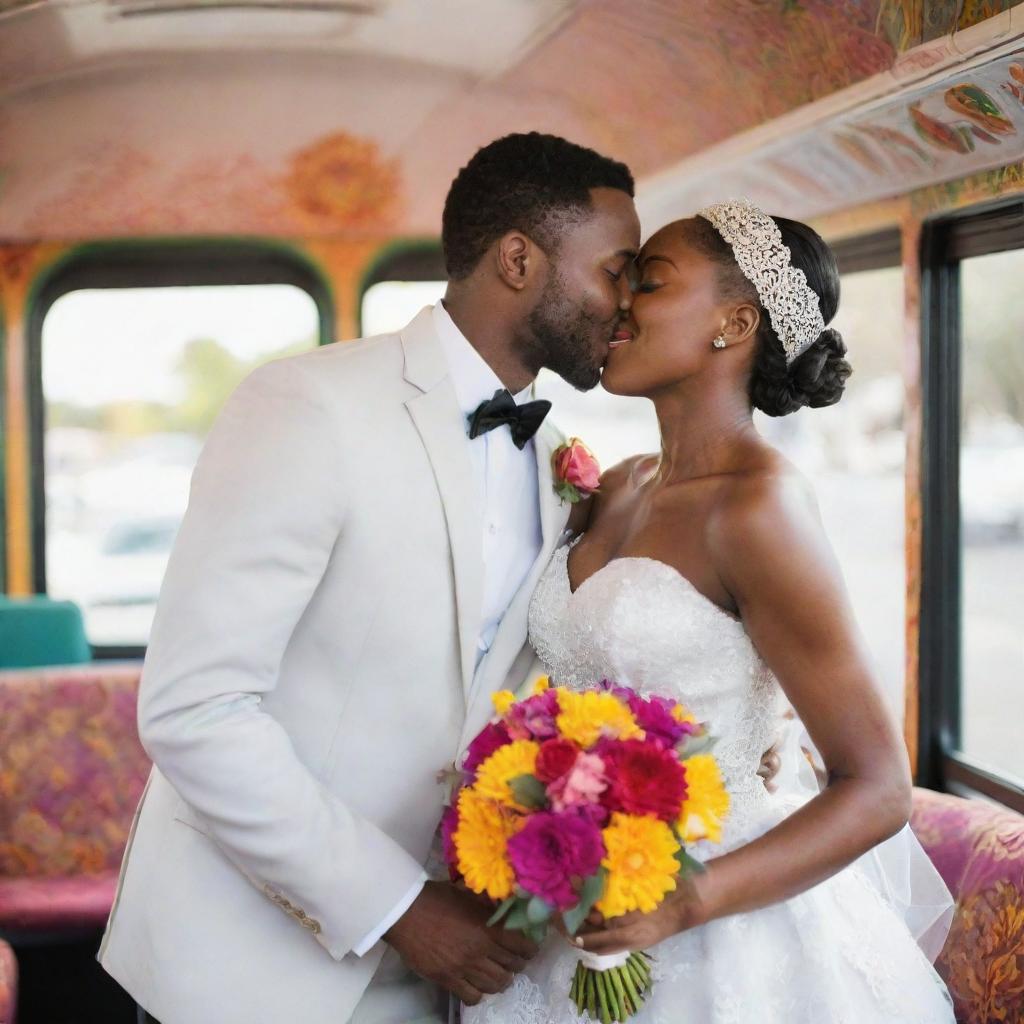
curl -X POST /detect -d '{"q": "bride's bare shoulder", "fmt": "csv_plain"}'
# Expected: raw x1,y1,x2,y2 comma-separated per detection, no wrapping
707,448,825,568
566,453,652,533
602,453,659,494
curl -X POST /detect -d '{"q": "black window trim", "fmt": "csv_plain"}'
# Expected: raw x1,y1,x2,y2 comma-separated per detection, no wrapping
832,226,903,274
26,238,335,660
919,196,1024,814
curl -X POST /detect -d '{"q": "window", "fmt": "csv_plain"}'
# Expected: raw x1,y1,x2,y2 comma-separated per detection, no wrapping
959,248,1024,782
32,245,330,652
757,239,906,717
362,281,446,336
359,244,446,337
920,200,1024,811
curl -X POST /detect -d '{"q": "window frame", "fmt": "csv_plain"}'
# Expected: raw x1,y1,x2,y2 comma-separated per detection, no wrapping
831,227,902,275
26,239,334,659
357,240,446,336
918,197,1024,813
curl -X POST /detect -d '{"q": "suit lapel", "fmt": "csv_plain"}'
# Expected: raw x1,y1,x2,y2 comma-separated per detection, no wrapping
460,422,571,746
401,308,483,704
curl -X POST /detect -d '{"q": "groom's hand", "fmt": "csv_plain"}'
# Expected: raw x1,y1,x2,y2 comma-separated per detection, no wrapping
757,741,782,793
383,880,538,1006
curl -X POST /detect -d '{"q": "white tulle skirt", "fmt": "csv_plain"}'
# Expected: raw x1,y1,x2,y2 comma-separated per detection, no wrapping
463,722,956,1024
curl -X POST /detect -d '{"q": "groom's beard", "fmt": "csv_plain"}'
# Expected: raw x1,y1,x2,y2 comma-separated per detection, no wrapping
528,272,612,393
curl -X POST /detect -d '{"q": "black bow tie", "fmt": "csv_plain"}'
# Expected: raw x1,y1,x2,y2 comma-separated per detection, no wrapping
467,388,552,450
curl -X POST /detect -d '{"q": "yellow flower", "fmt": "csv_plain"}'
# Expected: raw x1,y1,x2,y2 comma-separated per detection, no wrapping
452,788,522,900
492,690,516,716
671,703,697,726
678,754,730,844
531,675,551,695
473,740,540,808
556,690,643,748
597,813,680,918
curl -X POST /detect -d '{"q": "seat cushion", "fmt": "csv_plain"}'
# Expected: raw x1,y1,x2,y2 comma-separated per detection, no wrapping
911,787,1024,1024
0,664,148,878
0,597,91,670
0,872,117,934
0,937,16,1024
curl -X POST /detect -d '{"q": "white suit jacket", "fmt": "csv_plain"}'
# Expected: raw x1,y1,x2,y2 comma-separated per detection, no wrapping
98,307,571,1023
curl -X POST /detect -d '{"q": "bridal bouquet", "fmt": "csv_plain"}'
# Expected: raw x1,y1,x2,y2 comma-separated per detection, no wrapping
441,677,729,1022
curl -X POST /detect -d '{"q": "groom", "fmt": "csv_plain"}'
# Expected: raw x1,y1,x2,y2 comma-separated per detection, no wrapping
99,132,641,1023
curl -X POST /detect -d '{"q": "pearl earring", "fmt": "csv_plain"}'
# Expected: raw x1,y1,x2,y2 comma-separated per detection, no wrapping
712,335,727,350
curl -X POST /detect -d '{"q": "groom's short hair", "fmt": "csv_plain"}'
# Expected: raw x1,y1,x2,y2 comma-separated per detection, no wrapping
442,133,634,281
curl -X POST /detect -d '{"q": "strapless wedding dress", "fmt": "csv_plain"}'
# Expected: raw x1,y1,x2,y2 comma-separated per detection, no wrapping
463,540,955,1024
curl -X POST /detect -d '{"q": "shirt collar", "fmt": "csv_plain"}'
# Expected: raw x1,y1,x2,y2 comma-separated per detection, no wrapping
433,301,533,417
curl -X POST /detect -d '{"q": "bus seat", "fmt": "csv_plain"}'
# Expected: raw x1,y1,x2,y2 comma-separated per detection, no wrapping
910,787,1024,1024
0,937,16,1024
0,663,148,943
0,597,91,671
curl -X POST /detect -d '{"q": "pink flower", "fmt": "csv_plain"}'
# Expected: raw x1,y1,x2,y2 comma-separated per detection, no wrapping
552,439,601,503
463,721,511,777
548,751,607,811
506,689,560,741
506,811,605,910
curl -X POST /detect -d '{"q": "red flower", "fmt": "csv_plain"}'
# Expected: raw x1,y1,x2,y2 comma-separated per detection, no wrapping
535,738,580,784
602,739,688,822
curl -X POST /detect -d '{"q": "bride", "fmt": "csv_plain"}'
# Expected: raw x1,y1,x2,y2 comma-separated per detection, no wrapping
464,200,955,1023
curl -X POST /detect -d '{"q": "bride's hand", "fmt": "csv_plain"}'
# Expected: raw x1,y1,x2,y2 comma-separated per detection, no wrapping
574,874,711,955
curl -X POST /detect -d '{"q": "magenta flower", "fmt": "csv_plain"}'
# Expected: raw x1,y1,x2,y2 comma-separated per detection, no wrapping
507,811,605,910
440,802,460,879
628,693,698,748
547,751,607,812
506,689,561,741
463,721,511,777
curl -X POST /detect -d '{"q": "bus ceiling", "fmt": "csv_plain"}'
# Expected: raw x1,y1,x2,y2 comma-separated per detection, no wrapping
0,0,1021,241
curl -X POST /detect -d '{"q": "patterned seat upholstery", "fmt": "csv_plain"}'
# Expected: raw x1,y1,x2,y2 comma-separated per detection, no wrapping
910,787,1024,1024
0,663,149,939
0,937,16,1024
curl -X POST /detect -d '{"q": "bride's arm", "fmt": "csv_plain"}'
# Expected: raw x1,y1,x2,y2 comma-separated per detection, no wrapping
579,472,911,952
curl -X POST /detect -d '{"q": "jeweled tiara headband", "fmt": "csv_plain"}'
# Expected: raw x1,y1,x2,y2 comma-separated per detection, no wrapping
697,198,825,364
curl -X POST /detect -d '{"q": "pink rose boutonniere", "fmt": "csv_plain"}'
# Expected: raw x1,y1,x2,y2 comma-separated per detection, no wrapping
552,438,600,505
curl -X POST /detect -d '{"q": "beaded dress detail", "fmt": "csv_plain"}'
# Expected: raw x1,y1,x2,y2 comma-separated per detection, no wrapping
462,540,955,1024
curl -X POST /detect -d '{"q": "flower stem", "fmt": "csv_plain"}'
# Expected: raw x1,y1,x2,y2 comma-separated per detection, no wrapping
597,970,613,1024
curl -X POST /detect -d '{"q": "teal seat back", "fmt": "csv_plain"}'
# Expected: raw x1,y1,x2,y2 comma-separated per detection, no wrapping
0,596,92,669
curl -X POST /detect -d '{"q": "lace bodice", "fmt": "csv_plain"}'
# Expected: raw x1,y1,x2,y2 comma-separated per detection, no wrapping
528,540,782,842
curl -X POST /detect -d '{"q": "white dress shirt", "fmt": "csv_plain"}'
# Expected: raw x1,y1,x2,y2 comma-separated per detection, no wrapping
353,302,544,955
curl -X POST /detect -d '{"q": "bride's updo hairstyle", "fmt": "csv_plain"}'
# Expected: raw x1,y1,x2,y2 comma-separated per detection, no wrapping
688,214,852,417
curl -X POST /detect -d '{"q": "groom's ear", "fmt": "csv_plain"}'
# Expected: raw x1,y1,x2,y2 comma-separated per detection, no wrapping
495,231,536,291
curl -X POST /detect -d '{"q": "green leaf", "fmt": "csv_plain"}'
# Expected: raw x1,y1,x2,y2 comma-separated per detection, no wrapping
526,895,553,924
561,868,607,935
524,922,549,945
504,900,532,931
554,481,581,505
674,847,707,878
487,895,517,927
679,732,717,758
509,773,548,809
